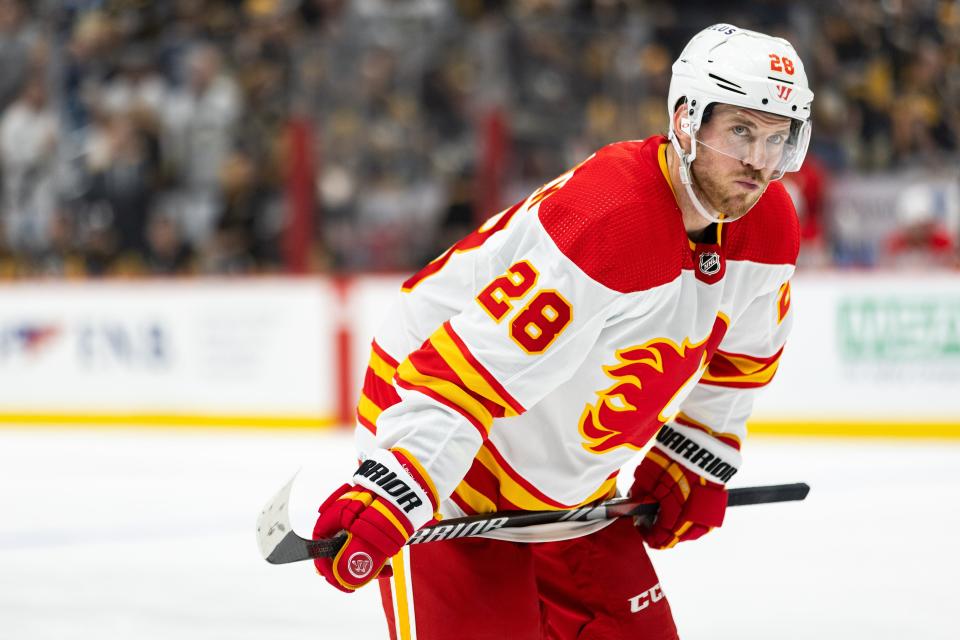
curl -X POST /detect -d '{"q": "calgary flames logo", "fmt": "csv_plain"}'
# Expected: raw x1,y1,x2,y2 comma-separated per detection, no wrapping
579,317,728,454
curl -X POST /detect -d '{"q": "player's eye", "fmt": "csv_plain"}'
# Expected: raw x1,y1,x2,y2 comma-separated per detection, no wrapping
732,125,749,136
767,133,786,145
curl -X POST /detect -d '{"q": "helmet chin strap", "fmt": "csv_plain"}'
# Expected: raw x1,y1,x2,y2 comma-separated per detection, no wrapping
669,132,726,225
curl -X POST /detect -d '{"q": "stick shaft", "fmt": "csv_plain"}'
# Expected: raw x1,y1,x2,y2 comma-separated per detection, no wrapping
270,482,808,564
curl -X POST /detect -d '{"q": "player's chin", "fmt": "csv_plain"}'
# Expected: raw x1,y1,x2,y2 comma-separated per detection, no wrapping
720,197,758,222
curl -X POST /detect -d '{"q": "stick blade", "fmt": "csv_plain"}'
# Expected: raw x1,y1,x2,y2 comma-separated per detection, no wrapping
256,473,309,564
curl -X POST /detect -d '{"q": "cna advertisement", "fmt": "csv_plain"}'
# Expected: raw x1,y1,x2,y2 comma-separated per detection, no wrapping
0,274,956,431
0,279,334,423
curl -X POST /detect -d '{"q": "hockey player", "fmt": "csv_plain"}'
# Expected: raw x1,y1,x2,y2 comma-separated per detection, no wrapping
313,24,813,639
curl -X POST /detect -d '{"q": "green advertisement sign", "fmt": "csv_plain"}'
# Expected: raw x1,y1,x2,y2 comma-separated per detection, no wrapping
838,297,960,361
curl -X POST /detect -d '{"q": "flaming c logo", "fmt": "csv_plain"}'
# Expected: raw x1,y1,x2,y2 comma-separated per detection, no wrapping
579,316,728,454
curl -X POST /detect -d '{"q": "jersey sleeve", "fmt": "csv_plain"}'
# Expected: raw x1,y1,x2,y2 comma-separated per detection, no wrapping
368,227,622,507
673,278,795,463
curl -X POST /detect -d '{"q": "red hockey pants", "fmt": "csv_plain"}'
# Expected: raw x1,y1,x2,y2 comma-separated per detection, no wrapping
377,518,679,639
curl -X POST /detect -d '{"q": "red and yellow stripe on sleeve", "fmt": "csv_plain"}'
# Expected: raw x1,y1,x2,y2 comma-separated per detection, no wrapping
699,347,783,389
450,442,619,515
395,321,525,437
356,341,402,434
675,412,742,451
391,446,442,519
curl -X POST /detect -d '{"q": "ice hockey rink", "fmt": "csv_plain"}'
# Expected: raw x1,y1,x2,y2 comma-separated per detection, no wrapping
1,426,956,640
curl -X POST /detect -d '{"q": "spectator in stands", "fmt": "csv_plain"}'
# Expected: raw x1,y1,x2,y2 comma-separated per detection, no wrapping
60,9,116,133
890,38,957,165
203,147,278,274
0,75,58,259
161,42,242,248
99,46,168,120
0,0,41,115
1,0,959,276
83,113,161,262
884,184,957,269
144,209,194,275
33,210,85,277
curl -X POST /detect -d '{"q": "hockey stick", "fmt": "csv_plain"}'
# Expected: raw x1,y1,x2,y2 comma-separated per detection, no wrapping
257,476,809,565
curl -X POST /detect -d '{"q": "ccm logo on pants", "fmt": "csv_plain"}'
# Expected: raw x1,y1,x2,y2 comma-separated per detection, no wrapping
629,583,664,613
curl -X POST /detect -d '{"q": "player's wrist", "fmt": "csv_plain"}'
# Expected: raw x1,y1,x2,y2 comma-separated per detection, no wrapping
651,422,742,486
352,448,439,532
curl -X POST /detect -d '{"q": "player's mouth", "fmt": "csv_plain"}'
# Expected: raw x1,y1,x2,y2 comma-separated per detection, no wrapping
734,179,759,191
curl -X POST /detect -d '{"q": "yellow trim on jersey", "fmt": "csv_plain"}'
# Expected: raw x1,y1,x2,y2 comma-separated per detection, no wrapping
370,348,398,384
453,479,498,514
658,143,679,201
357,393,384,429
392,548,414,640
396,359,494,432
401,203,524,293
676,412,743,448
584,476,620,504
474,446,559,511
474,446,619,512
715,352,778,375
371,499,411,540
701,360,780,386
427,327,520,418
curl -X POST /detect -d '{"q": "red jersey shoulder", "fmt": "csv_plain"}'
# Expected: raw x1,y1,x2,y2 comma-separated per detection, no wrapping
537,138,686,294
725,180,800,266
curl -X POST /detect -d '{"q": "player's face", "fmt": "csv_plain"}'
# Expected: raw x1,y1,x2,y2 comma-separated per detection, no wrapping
690,105,793,221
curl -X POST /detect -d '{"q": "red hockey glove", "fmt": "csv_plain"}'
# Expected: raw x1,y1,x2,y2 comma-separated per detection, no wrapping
630,422,741,549
313,449,439,592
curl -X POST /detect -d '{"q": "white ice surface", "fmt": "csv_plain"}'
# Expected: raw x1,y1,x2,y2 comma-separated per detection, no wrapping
0,428,956,639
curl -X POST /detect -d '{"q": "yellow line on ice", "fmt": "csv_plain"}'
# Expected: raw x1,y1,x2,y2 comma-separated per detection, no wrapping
0,413,339,429
748,420,960,440
1,413,956,439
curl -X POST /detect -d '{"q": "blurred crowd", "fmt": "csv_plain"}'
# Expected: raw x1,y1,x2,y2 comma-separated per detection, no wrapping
0,0,957,278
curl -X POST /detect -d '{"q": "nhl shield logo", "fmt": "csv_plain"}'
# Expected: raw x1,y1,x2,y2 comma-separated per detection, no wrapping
699,252,721,276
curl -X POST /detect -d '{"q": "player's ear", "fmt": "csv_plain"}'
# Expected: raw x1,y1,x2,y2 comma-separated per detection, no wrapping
672,101,692,154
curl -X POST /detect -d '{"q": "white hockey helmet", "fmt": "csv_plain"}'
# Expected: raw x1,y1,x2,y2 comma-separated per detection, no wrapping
668,24,814,221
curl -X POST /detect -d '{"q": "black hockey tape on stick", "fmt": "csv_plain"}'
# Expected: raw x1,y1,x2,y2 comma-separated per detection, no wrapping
257,481,809,565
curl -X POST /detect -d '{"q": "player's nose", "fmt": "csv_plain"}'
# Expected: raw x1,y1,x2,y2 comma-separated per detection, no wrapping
740,141,768,170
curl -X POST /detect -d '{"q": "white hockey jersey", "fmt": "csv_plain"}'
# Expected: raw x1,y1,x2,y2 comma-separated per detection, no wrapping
354,136,797,541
